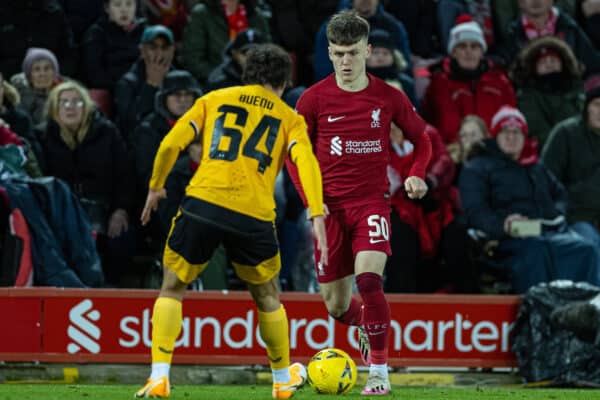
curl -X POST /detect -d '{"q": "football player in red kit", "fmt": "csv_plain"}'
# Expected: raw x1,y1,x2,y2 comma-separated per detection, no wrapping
287,10,431,395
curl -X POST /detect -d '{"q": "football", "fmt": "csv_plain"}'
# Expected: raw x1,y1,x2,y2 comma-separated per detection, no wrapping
307,348,357,394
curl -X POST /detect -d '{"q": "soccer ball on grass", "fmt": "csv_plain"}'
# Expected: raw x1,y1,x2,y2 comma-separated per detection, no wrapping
307,348,357,394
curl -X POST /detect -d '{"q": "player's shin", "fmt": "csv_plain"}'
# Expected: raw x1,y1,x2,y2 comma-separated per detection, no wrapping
258,305,291,383
150,296,183,379
356,272,390,367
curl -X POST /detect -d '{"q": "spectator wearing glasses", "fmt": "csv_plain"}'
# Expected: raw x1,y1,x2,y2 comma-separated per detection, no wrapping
36,81,135,287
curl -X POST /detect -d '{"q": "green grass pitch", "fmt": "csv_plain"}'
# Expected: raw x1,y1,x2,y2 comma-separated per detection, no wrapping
0,384,598,400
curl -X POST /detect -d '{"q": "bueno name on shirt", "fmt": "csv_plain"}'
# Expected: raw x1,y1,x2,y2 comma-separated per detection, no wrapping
239,94,274,110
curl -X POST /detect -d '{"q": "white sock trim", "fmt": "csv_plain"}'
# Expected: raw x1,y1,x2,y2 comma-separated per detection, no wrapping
272,367,291,384
150,362,170,380
369,363,389,378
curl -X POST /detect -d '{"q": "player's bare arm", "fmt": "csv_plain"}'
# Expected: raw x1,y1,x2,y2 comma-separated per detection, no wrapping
140,188,167,225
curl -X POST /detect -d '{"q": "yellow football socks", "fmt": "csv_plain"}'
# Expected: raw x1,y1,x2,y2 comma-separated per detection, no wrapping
258,305,290,371
151,297,183,364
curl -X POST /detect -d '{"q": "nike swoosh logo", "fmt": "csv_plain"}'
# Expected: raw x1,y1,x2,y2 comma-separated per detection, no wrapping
369,238,387,244
158,346,173,354
268,356,283,363
327,115,345,122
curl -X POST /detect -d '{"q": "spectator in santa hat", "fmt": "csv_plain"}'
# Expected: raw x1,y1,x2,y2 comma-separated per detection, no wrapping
459,104,600,293
421,15,515,158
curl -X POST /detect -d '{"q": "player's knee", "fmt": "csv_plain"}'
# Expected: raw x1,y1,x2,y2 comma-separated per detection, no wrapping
356,272,383,295
248,276,281,312
159,268,187,299
324,299,349,318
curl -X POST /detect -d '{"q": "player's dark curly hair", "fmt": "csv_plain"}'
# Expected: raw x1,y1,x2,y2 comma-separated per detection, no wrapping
326,10,370,46
242,44,291,90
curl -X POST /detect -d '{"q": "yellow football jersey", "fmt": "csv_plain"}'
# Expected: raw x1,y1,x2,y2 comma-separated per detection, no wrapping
149,84,323,222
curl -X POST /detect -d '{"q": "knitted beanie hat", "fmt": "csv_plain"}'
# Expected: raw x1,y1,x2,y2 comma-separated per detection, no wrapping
491,106,528,137
22,47,59,79
447,15,487,54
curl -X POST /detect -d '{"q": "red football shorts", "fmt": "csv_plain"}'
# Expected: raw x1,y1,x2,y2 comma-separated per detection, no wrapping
314,203,391,283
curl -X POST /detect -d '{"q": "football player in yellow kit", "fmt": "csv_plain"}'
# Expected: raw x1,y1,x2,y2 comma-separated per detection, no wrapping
135,44,327,399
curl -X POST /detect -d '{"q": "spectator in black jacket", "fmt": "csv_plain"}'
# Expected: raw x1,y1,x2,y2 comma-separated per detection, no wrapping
114,25,175,146
459,105,600,293
133,70,202,193
132,70,201,253
156,137,202,236
206,28,266,92
578,0,600,49
366,29,417,106
82,0,146,91
37,81,135,287
0,0,78,79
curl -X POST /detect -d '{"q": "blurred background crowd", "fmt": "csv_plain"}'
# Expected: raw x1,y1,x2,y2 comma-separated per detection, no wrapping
1,0,600,295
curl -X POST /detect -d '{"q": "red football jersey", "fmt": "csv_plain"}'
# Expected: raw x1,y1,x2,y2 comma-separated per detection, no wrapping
291,74,430,210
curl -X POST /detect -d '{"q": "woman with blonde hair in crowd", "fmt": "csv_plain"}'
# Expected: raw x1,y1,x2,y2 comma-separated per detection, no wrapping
457,114,489,164
36,80,135,287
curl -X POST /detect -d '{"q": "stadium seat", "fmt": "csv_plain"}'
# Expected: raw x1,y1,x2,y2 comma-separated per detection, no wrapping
88,88,114,120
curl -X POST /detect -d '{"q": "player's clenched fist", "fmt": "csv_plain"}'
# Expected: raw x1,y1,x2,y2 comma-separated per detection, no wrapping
404,176,428,199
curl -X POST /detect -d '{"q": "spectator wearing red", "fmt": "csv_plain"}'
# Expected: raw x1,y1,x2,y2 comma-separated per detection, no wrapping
421,15,516,153
142,0,191,41
386,123,474,293
181,0,271,84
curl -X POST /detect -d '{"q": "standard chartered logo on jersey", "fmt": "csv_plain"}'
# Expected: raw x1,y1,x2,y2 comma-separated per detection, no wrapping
67,299,101,354
330,136,343,156
330,135,383,156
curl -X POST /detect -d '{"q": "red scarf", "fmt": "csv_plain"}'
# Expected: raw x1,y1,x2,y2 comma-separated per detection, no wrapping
522,7,558,40
222,1,248,39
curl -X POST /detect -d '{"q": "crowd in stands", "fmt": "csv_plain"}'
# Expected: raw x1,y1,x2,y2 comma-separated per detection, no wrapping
1,0,600,294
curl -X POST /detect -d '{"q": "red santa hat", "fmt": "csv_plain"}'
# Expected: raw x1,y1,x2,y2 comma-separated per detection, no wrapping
490,106,528,137
447,15,487,54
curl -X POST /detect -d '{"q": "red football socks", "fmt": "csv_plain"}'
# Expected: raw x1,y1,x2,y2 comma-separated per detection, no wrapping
356,272,390,365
